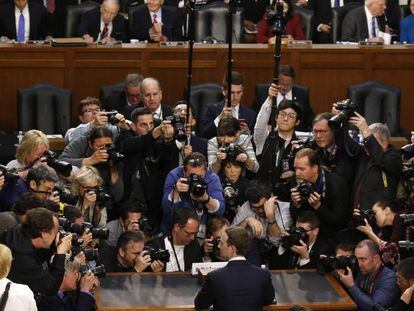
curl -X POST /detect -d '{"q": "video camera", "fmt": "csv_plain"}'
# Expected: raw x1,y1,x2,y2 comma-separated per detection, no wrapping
328,99,358,131
165,113,187,142
317,255,358,274
223,183,239,212
186,173,207,198
143,246,170,263
43,150,72,177
295,181,315,203
222,143,243,162
348,210,376,228
0,164,19,184
281,227,308,249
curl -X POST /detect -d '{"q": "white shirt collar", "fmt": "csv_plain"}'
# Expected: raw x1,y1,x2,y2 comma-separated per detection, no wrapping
152,105,162,119
150,8,162,22
228,255,246,262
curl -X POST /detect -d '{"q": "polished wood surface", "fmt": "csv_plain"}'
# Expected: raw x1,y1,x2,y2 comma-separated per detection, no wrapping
1,43,413,133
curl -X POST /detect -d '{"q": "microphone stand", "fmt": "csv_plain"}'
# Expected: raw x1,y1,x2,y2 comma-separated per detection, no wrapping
226,0,240,107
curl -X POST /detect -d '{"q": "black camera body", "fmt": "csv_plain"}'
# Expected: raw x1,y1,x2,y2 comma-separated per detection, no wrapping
223,183,239,211
223,143,243,162
296,181,315,203
58,217,109,239
138,216,155,237
186,173,207,198
58,229,84,248
400,214,414,224
328,100,358,131
317,255,358,273
401,143,414,161
165,113,187,142
211,237,221,258
103,144,124,163
257,237,278,258
0,165,19,184
95,187,112,206
54,187,78,205
80,264,106,278
43,150,72,177
143,246,170,263
348,210,376,228
281,227,308,249
105,110,119,125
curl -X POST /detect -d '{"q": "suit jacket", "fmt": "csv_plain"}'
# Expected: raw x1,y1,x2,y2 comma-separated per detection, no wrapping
200,100,257,139
194,260,275,311
77,7,127,42
0,1,51,40
341,6,386,42
145,235,203,272
38,291,95,311
130,5,183,42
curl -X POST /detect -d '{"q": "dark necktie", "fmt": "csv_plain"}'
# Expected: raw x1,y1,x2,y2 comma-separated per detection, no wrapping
153,13,158,24
101,23,109,40
17,10,25,42
334,0,340,7
371,17,376,38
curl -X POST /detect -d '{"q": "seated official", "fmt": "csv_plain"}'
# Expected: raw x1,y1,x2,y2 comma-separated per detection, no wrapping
389,257,414,311
103,73,143,120
200,71,256,139
355,200,406,267
0,0,51,42
0,208,72,304
337,239,400,311
290,148,350,238
401,0,414,44
273,210,334,269
129,0,183,42
146,208,203,272
100,230,164,272
38,260,99,311
256,0,305,43
161,152,225,234
0,243,37,311
208,117,259,174
78,0,127,43
194,226,275,310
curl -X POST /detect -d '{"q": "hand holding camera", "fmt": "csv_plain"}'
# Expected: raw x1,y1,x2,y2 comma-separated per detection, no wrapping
268,83,278,99
127,221,140,232
84,190,97,206
337,267,355,288
175,177,190,193
150,260,165,272
264,196,277,222
47,191,61,204
89,148,109,165
81,229,94,248
219,106,233,120
134,250,152,272
401,284,414,305
56,232,73,255
349,111,370,138
80,271,100,293
203,236,214,254
290,239,309,259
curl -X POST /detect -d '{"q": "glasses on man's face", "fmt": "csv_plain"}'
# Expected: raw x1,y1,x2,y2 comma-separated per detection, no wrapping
312,129,331,136
278,111,297,120
82,108,100,114
126,92,141,99
182,228,197,237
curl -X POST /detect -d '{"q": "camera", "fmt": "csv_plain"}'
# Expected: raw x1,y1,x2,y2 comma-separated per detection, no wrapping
138,216,155,236
165,113,187,142
54,187,78,206
296,181,315,203
84,248,100,261
266,1,285,34
281,227,308,249
257,237,278,258
58,229,84,248
400,214,414,224
402,167,414,179
103,144,124,163
398,240,414,250
0,164,19,184
328,99,358,131
80,264,106,278
186,173,207,198
317,255,358,274
293,137,316,152
143,246,170,263
59,217,109,239
223,183,239,211
211,237,221,258
95,187,112,206
222,143,243,162
348,210,376,228
401,143,414,161
43,150,72,177
89,227,109,239
105,110,119,125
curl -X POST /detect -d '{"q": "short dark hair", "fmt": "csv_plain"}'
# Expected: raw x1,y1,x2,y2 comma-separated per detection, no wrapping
279,65,296,79
22,208,56,239
295,148,320,167
88,126,113,144
172,208,199,228
27,163,58,185
277,99,303,122
120,204,143,222
335,242,355,254
116,230,145,253
312,112,334,127
78,97,100,116
396,257,414,280
208,217,230,235
355,239,380,255
374,200,398,214
226,226,249,256
223,71,244,88
131,107,152,124
297,210,320,229
183,152,206,168
245,180,272,204
63,205,83,223
12,193,55,216
217,117,241,137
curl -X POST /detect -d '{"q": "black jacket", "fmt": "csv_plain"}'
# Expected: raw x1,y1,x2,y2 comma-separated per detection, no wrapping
0,225,66,297
341,6,386,41
38,291,95,311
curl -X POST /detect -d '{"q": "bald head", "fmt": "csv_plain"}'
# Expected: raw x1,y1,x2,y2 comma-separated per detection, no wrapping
101,0,120,23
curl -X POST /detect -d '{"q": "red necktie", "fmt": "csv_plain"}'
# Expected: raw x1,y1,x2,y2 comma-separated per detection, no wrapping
101,23,109,40
153,13,158,24
47,0,55,14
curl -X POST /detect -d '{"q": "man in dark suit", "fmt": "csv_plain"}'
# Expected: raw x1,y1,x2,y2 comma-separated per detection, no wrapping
78,0,127,43
194,226,275,311
103,73,143,120
200,71,257,139
129,0,183,42
145,208,203,272
0,0,51,41
341,0,386,42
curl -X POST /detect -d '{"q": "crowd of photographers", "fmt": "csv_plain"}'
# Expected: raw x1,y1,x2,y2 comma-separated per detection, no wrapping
0,70,414,311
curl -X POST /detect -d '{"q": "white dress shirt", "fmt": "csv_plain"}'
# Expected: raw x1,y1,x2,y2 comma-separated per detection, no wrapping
164,236,185,272
152,105,163,120
15,5,30,41
0,278,37,311
150,9,162,24
276,90,292,106
365,6,378,39
97,18,113,41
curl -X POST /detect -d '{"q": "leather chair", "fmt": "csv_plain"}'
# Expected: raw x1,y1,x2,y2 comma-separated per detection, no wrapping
294,7,314,41
400,5,410,20
194,2,244,43
119,0,144,13
17,84,72,135
65,1,100,37
331,2,362,43
347,81,401,136
100,82,124,104
183,83,223,134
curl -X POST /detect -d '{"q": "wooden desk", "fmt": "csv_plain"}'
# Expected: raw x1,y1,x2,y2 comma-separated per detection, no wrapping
95,270,356,310
1,43,413,133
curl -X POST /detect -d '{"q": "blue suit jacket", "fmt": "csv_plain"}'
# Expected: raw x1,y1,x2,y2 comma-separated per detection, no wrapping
194,260,275,311
200,100,257,139
401,15,414,44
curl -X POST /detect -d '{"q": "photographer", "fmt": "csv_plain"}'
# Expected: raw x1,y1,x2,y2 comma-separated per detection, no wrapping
203,217,230,262
100,230,164,273
146,208,203,272
275,210,334,269
161,152,225,235
389,257,414,311
61,205,94,249
349,115,402,212
290,148,350,237
0,208,72,302
337,239,400,311
208,116,258,174
39,260,99,311
355,200,406,267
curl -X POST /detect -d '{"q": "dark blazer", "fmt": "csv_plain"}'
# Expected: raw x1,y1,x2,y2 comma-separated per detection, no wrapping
0,1,51,40
341,6,386,41
200,100,257,139
38,291,95,311
194,260,275,311
145,235,203,271
130,5,183,42
77,7,127,42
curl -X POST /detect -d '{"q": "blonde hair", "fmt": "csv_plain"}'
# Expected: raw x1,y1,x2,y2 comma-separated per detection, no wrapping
72,166,103,195
0,244,12,279
16,130,49,164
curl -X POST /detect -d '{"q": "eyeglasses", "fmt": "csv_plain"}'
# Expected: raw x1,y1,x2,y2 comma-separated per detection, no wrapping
312,129,331,135
182,228,197,237
278,111,297,119
82,108,100,114
126,92,141,99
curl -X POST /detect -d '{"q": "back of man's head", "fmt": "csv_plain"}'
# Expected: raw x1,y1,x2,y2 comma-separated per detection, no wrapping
27,163,58,186
295,148,320,168
13,193,59,216
355,239,381,256
217,116,241,137
172,208,198,228
22,208,55,239
225,226,248,256
297,210,320,229
245,179,272,204
116,230,145,253
63,205,83,223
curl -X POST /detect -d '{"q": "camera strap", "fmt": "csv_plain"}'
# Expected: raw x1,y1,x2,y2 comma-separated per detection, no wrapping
0,282,11,311
168,235,182,272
